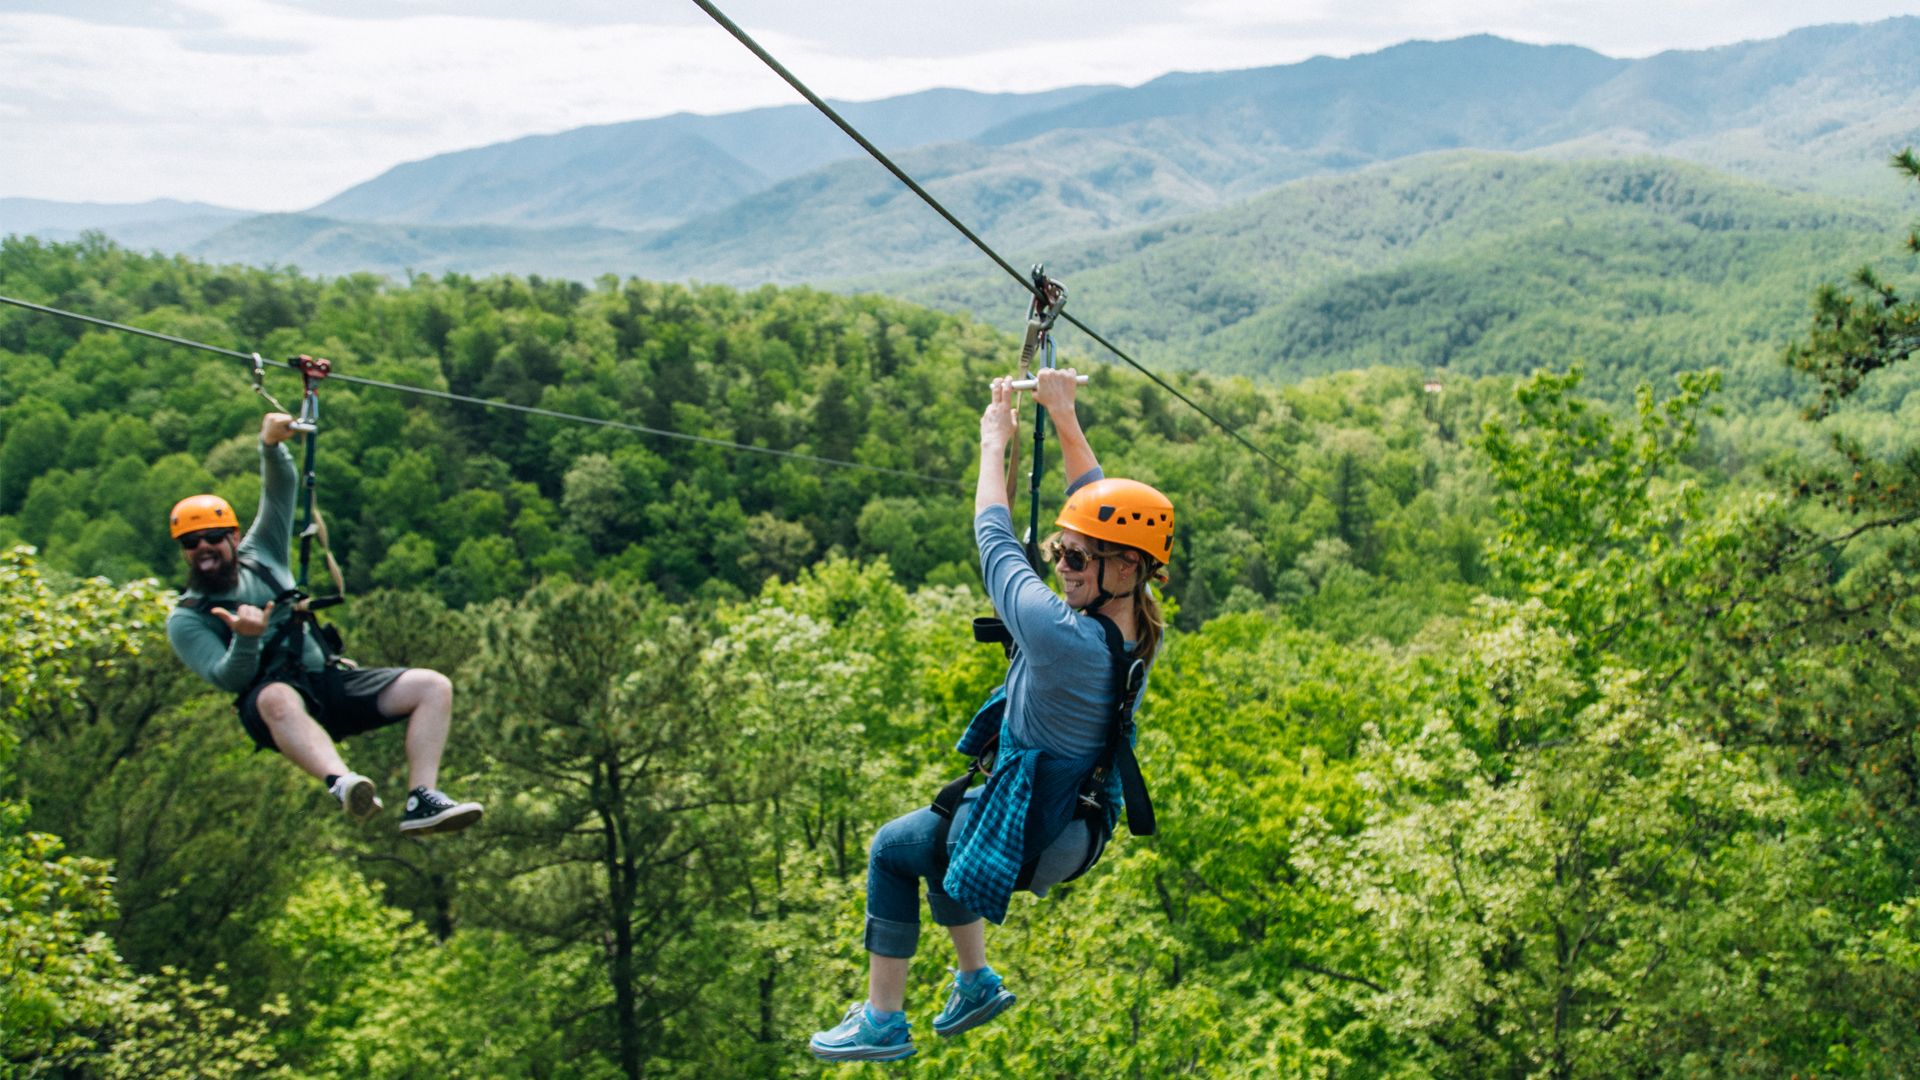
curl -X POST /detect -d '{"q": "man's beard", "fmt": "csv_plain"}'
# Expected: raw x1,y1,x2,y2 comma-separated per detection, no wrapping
187,556,240,595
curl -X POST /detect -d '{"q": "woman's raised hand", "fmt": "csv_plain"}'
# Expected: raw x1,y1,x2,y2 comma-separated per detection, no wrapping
981,377,1018,446
1032,367,1079,414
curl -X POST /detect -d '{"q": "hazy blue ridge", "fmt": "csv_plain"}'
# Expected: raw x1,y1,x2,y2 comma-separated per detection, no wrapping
306,84,1116,230
8,18,1916,355
309,128,768,232
976,36,1628,147
512,18,1920,284
0,197,255,235
635,126,1248,283
188,212,658,281
1559,18,1920,140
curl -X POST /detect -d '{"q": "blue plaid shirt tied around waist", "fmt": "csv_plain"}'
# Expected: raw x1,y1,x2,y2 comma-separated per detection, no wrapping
941,689,1122,924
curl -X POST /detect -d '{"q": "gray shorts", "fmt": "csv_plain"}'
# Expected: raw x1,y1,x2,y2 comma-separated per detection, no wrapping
237,666,407,752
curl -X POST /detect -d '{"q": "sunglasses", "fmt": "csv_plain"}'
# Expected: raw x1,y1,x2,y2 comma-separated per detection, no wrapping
1050,543,1098,573
178,529,235,550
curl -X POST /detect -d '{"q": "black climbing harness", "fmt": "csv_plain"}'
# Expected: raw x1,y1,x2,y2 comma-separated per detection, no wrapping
183,557,349,686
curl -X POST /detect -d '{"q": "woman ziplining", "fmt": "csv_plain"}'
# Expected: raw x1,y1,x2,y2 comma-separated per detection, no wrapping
809,365,1172,1062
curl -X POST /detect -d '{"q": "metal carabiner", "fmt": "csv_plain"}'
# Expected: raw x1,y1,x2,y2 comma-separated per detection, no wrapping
1028,264,1068,331
250,352,291,412
1019,263,1068,369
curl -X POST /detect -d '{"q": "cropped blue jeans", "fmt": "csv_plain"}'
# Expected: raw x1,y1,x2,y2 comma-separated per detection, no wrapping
863,791,981,958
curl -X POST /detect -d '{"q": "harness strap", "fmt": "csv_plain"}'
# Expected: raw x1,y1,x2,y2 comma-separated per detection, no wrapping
181,557,344,684
1087,613,1156,837
930,765,980,824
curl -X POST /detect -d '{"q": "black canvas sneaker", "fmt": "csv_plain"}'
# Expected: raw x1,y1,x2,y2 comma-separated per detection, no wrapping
329,772,383,822
398,787,484,835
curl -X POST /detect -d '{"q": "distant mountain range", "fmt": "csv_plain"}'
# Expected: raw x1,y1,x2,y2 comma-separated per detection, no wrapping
859,152,1891,401
304,85,1115,231
0,197,255,251
3,18,1915,326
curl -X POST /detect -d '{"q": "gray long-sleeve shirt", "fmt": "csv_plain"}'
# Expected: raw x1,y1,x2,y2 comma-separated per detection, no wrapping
166,440,324,692
973,467,1145,760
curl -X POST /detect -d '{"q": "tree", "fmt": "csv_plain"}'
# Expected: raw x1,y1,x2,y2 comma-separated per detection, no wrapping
262,869,592,1077
1784,150,1920,420
0,399,70,513
1329,599,1847,1077
0,546,279,1075
461,580,740,1079
1478,364,1718,668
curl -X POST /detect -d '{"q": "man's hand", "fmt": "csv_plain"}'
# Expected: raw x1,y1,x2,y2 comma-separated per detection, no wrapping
210,601,275,638
1032,367,1079,415
261,412,296,446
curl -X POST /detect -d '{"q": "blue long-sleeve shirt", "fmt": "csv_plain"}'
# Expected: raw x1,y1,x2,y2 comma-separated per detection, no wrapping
944,469,1144,922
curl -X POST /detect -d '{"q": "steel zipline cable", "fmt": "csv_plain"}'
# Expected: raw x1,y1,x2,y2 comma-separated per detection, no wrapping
0,293,964,488
686,0,1313,491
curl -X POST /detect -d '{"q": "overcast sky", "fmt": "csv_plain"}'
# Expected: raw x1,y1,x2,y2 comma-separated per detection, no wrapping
4,0,1916,211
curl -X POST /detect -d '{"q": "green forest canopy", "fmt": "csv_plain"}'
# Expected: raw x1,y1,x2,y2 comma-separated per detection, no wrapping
0,233,1502,630
2,152,1919,1076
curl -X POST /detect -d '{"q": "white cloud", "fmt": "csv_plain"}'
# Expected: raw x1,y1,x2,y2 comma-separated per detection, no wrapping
3,0,1917,208
2,1,835,207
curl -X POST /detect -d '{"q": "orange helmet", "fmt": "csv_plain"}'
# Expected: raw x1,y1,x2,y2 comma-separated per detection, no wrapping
169,494,239,538
1056,477,1174,562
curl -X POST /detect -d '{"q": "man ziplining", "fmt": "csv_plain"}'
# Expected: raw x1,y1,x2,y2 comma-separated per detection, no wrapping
165,410,484,835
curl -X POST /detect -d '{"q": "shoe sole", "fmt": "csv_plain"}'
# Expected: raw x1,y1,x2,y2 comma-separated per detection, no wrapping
341,778,380,823
808,1041,916,1062
934,990,1016,1038
399,805,484,836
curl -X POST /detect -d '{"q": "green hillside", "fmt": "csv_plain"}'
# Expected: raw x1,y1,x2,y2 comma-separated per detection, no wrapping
867,153,1898,402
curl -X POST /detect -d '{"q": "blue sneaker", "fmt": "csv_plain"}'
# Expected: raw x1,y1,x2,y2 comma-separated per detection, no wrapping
933,967,1016,1038
809,1002,915,1062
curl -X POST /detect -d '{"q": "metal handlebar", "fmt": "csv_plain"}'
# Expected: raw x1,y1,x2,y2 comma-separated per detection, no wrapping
1004,374,1090,390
